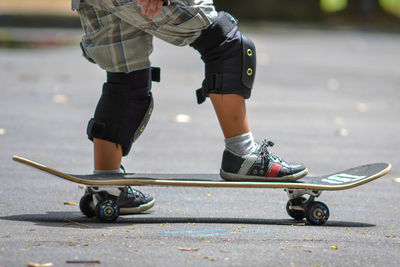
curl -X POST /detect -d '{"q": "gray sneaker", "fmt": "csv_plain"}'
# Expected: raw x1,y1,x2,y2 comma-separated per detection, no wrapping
87,186,155,214
220,140,308,181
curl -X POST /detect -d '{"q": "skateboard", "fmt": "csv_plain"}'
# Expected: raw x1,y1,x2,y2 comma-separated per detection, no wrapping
13,155,392,225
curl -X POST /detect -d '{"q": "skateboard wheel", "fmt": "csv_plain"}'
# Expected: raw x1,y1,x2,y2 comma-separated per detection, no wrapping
305,201,329,225
95,200,120,223
286,197,306,220
79,193,95,218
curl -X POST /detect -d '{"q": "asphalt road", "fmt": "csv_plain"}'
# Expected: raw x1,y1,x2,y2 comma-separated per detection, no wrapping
1,25,400,266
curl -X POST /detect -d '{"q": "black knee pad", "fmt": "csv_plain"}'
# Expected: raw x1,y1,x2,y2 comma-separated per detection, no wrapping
87,67,160,156
190,12,256,104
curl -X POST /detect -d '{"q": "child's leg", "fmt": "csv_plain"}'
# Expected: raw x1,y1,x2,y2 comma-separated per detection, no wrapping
93,138,122,171
209,94,249,139
76,0,156,214
187,11,307,181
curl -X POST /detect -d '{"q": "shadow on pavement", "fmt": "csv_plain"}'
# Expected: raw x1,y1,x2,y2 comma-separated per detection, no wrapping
0,212,376,228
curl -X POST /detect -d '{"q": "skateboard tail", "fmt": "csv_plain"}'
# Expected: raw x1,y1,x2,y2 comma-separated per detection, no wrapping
12,155,96,185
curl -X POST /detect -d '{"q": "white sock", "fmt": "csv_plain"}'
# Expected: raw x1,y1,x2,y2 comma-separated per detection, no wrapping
225,132,257,156
92,168,123,196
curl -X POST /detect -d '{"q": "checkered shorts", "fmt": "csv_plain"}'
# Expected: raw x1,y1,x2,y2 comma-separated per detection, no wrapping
75,0,217,72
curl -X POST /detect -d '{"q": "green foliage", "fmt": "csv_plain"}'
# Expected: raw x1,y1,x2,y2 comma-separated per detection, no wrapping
320,0,348,13
380,0,400,17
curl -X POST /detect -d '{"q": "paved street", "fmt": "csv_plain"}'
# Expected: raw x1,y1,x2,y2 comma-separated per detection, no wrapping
1,25,400,266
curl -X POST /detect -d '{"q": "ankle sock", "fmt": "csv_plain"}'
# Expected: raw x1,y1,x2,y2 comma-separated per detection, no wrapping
92,168,123,196
225,132,257,156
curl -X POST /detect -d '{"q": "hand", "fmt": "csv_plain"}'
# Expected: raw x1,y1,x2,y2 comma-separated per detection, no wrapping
137,0,169,19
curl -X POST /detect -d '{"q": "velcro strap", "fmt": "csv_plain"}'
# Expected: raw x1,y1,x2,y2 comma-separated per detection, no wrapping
87,119,106,140
196,73,223,104
196,88,206,104
209,73,222,91
151,67,161,82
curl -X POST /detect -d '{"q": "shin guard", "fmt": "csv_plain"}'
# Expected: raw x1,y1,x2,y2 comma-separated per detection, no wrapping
190,12,256,104
87,68,160,156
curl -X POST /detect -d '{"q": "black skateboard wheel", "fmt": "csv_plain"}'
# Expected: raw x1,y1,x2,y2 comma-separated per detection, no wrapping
286,197,306,220
95,200,120,223
79,193,95,218
305,201,329,225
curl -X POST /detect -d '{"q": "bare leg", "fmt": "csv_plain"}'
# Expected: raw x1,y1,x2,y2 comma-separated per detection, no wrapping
92,137,154,214
94,138,123,170
209,93,250,138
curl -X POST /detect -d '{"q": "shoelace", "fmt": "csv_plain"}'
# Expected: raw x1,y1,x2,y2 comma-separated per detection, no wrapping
258,140,289,167
118,166,139,198
122,186,144,198
118,166,147,200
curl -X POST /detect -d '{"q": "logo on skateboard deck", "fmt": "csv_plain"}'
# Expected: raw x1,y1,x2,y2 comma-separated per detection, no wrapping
322,173,366,184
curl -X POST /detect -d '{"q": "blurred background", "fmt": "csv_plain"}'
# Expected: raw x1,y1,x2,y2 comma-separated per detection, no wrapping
1,0,400,48
218,0,400,26
1,0,400,24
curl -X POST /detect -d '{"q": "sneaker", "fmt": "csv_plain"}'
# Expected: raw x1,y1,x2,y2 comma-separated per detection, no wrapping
86,165,155,214
118,186,155,214
87,186,155,214
220,140,308,181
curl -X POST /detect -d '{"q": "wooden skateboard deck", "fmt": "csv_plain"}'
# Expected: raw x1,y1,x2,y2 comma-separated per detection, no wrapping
12,155,391,191
12,155,392,225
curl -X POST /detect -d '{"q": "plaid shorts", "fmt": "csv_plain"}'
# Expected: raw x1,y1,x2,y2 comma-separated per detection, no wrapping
75,0,217,72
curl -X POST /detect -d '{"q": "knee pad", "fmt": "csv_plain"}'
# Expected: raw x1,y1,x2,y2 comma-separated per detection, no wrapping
190,12,256,104
87,67,160,156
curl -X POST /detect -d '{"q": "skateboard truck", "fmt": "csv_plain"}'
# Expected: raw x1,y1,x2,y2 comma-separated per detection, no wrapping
285,188,329,225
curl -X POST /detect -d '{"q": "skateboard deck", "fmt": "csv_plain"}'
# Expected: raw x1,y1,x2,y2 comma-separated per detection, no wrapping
13,155,391,190
12,155,392,225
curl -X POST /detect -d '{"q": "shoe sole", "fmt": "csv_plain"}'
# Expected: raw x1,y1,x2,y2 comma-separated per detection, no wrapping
220,168,309,182
120,199,155,214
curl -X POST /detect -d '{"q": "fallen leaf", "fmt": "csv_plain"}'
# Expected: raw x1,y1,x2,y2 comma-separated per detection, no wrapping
203,256,216,261
27,262,53,267
63,219,91,228
177,247,200,252
63,201,77,206
330,245,338,250
66,260,100,264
